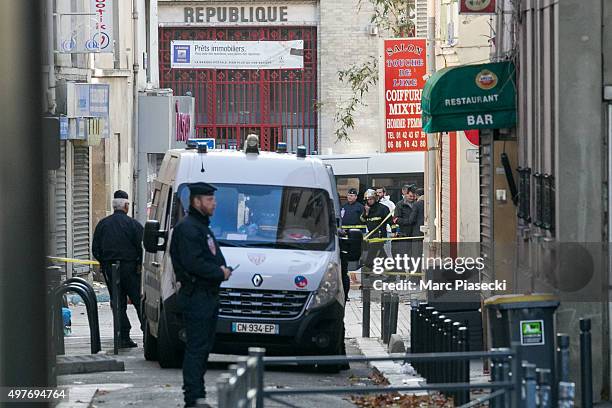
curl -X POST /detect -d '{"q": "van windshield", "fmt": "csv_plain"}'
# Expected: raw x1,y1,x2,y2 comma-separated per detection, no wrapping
176,183,334,250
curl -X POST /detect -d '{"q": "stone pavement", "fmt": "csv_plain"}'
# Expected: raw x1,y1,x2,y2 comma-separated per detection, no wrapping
343,286,489,390
57,281,490,406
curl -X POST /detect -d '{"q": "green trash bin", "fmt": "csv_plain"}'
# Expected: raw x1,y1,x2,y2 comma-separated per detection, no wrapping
485,294,560,377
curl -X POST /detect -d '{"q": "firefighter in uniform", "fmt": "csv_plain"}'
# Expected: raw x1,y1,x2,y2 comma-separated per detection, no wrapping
169,182,233,408
92,190,144,348
360,189,391,276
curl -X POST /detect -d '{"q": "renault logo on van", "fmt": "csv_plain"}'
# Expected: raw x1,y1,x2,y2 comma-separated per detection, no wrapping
252,274,263,287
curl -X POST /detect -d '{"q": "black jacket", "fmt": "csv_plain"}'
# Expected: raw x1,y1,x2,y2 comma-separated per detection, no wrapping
360,202,390,238
394,200,424,237
92,210,144,263
341,201,365,226
169,207,226,289
409,200,425,236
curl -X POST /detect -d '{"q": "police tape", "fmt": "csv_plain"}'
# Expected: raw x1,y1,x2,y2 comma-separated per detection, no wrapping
340,225,367,229
47,256,100,266
364,236,425,243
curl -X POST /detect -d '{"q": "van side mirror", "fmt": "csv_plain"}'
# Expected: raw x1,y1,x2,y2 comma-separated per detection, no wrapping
340,228,363,262
143,220,168,253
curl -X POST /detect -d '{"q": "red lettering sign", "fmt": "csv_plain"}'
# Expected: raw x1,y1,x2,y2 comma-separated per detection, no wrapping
175,102,191,141
384,38,427,152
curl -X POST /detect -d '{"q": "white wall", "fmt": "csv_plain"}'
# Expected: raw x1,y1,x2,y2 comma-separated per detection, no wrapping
434,2,492,244
318,0,383,154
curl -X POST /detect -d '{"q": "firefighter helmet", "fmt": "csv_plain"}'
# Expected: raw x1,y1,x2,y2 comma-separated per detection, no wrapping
364,189,376,199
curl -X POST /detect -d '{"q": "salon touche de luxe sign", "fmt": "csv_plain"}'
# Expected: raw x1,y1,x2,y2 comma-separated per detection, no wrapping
421,61,516,133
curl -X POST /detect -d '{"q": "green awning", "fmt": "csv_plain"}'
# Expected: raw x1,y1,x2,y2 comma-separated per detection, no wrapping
421,61,516,133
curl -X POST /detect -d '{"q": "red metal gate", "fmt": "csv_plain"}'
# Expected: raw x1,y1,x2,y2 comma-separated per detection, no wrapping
159,26,318,152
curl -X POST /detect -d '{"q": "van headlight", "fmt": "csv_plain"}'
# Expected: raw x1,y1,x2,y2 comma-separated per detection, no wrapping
306,262,343,311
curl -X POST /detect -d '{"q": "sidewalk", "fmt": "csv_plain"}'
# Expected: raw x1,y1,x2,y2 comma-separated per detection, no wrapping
343,287,489,390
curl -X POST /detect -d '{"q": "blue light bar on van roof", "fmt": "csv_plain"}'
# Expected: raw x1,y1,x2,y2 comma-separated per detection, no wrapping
277,142,288,153
186,138,215,150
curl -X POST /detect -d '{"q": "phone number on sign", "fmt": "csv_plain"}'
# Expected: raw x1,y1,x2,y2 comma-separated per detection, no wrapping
2,387,68,402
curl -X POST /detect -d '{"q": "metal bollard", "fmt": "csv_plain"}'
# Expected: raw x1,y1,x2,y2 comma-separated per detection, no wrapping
522,363,537,408
410,299,418,355
536,368,552,408
249,347,266,408
381,292,391,343
451,321,461,404
362,285,371,338
557,333,570,383
456,326,470,405
415,303,429,373
580,318,593,408
434,314,446,383
443,318,452,390
558,381,576,408
426,309,438,381
389,293,399,340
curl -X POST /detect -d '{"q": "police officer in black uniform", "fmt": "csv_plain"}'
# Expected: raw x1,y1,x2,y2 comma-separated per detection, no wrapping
169,182,233,408
92,190,144,348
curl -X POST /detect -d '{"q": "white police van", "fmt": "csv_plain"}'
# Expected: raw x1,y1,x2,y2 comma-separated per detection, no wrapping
141,137,346,369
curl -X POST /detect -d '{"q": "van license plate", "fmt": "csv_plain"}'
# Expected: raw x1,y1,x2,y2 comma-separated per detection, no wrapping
231,322,279,335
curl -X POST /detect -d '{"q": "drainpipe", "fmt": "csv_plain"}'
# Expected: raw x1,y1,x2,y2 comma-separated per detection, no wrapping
605,85,612,398
47,0,57,257
132,0,140,219
425,0,437,249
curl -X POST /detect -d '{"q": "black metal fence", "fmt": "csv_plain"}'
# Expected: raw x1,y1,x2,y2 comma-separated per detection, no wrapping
49,267,101,355
218,347,521,408
217,311,594,408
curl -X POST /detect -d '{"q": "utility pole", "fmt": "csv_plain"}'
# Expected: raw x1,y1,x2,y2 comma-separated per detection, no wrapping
425,0,437,250
1,0,51,401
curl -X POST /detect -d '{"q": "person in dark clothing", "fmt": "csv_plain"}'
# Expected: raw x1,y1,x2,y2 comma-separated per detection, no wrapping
339,188,364,300
360,189,390,271
92,190,144,348
170,182,233,408
340,188,364,227
393,185,425,260
408,188,425,258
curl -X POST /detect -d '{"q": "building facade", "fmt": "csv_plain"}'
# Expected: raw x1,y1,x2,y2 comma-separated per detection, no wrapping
155,0,429,155
495,0,612,401
43,0,158,277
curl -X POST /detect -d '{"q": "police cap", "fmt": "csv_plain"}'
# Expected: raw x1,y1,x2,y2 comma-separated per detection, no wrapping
114,190,129,199
189,182,217,196
347,188,358,195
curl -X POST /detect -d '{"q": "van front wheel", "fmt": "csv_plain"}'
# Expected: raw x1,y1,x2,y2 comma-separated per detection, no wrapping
157,307,183,369
316,329,347,374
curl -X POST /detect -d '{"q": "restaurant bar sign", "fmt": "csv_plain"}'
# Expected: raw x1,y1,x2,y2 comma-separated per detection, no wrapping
171,40,304,70
382,38,428,152
421,61,516,133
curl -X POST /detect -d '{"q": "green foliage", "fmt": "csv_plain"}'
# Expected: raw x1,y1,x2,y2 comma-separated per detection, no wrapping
334,0,415,142
334,57,379,142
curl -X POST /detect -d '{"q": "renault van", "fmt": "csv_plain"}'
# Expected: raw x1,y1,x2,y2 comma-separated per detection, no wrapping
141,138,346,369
